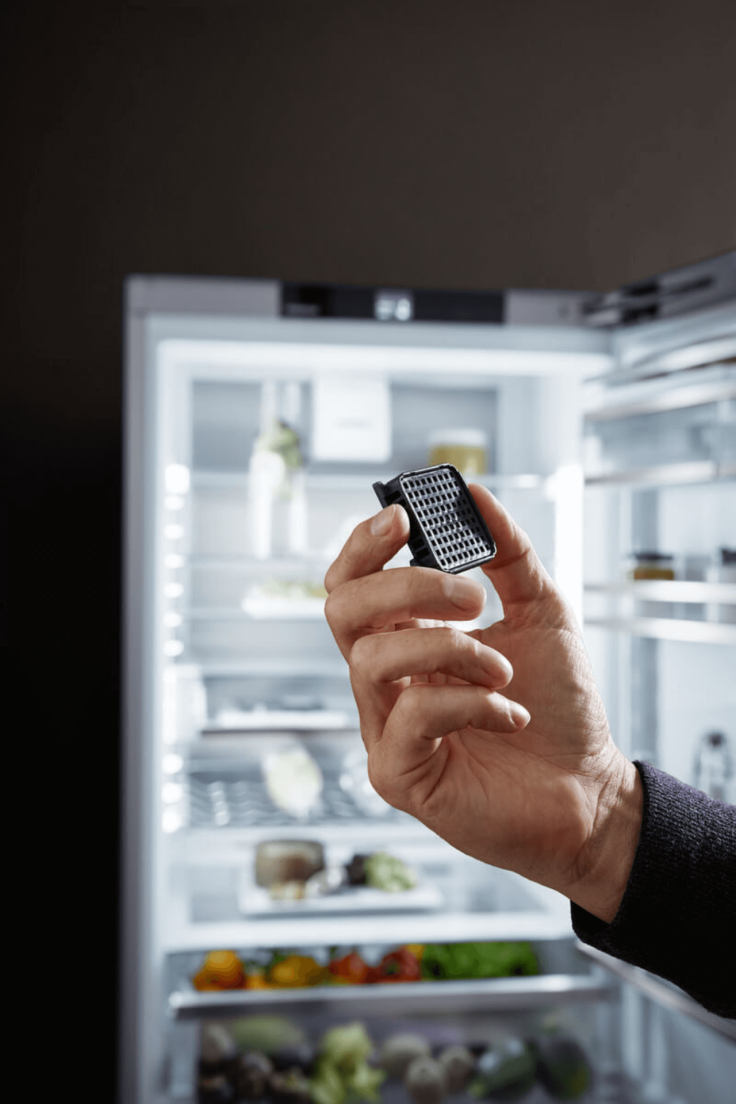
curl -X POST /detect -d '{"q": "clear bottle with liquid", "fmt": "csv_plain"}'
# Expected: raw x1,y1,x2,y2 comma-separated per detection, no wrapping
694,731,733,802
248,381,307,559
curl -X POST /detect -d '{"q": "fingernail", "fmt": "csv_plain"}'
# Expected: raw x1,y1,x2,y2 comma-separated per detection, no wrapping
370,507,393,536
442,575,483,609
510,702,531,728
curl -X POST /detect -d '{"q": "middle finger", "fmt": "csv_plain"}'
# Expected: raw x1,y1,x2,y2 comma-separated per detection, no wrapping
325,565,487,658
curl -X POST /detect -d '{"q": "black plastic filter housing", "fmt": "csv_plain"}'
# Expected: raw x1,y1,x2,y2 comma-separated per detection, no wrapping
373,464,497,574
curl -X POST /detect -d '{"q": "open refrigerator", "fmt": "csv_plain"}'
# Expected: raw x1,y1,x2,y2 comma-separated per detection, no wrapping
121,255,736,1104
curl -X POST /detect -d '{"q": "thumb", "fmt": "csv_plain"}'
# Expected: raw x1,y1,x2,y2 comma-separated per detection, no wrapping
468,483,560,614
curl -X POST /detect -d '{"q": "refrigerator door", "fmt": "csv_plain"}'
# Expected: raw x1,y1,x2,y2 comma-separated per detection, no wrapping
581,285,736,783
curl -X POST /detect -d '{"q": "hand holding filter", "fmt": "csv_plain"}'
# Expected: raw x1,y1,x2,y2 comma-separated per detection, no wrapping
373,464,496,574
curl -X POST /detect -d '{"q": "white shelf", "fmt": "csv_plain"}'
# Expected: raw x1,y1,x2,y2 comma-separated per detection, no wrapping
585,461,736,488
188,554,330,571
193,661,350,678
169,972,614,1020
585,581,736,603
584,616,736,644
179,603,327,622
191,470,547,492
164,906,573,954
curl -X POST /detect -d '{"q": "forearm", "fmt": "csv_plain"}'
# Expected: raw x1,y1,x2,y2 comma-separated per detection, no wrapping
571,760,736,1018
567,751,644,923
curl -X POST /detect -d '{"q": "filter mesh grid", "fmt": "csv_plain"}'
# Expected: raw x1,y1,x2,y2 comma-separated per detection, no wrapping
402,467,494,570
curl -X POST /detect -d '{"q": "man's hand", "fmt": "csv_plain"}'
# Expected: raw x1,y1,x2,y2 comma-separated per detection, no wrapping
324,483,642,923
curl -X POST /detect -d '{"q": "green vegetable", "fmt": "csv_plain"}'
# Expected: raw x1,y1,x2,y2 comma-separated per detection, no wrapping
319,1023,374,1074
346,1062,385,1103
469,1039,537,1101
230,1015,306,1055
312,1023,385,1104
364,852,417,892
310,1058,346,1104
536,1037,592,1100
420,942,538,981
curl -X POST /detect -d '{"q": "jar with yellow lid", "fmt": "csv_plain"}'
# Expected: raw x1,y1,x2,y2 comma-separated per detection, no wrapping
428,429,488,477
627,552,675,581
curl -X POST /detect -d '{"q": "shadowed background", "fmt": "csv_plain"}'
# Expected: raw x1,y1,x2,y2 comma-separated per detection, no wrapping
2,1,735,1095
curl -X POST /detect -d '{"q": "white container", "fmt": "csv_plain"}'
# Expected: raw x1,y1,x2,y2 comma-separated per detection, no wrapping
163,663,207,744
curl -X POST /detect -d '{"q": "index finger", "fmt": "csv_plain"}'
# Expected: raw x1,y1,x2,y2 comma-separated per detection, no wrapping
468,483,560,611
324,504,411,594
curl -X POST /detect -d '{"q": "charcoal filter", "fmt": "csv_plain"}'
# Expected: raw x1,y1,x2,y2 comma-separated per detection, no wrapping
373,464,496,574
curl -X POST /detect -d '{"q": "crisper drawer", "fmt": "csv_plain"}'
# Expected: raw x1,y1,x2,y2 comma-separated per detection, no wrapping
165,944,736,1104
165,939,623,1104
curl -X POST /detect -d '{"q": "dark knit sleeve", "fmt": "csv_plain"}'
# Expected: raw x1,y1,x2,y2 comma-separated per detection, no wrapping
571,760,736,1019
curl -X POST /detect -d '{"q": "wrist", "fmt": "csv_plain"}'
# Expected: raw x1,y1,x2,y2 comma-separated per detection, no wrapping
567,751,643,923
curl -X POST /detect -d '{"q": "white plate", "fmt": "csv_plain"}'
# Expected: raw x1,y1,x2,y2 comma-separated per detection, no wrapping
237,876,444,916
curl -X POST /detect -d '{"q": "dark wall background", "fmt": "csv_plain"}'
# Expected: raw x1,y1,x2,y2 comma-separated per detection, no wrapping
3,1,735,1095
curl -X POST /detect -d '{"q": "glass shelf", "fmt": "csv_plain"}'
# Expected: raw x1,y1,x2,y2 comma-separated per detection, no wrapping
175,604,327,622
585,461,736,488
191,470,547,492
163,904,574,955
585,581,736,604
192,661,351,678
169,972,614,1020
584,617,736,645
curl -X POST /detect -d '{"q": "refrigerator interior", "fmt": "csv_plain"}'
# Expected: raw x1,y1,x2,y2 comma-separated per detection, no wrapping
122,276,736,1104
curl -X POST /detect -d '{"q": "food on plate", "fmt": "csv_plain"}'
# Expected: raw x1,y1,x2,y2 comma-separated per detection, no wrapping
304,865,349,898
469,1038,538,1101
193,950,247,991
404,1055,448,1104
421,942,538,981
535,1037,593,1100
345,854,368,885
266,953,325,988
255,840,326,888
368,947,422,984
437,1045,475,1093
379,1033,432,1079
232,1052,274,1099
311,1022,385,1104
363,852,417,892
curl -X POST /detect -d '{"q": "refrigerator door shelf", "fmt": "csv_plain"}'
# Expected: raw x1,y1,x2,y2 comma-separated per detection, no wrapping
577,944,736,1044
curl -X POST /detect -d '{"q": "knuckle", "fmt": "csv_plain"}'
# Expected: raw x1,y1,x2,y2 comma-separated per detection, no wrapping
323,588,340,628
349,633,374,675
396,682,430,717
